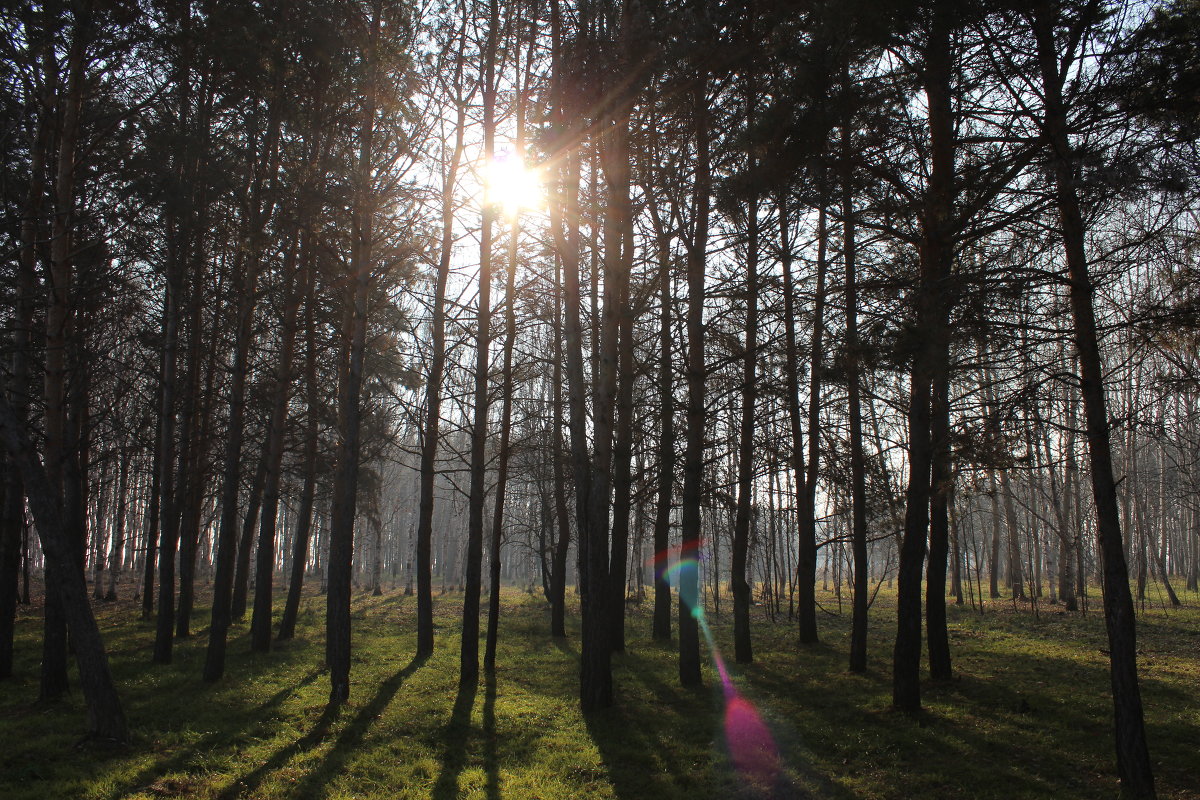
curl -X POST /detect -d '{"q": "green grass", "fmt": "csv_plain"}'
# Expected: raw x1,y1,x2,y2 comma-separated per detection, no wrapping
1,581,1197,799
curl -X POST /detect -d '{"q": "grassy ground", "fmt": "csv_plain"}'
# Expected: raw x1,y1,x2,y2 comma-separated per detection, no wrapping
0,581,1197,799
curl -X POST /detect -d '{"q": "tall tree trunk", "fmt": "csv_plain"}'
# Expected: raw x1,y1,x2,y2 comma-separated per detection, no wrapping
415,25,467,660
799,196,829,645
203,85,283,680
277,238,321,642
326,0,381,704
1031,6,1155,795
844,112,869,674
778,194,811,643
549,248,571,639
251,238,303,652
605,105,635,656
1,64,48,678
894,1,954,713
678,77,710,687
461,0,499,688
43,9,89,695
731,153,759,665
485,23,531,670
926,371,953,681
650,222,674,643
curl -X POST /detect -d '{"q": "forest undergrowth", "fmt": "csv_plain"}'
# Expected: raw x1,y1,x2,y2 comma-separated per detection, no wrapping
0,584,1196,800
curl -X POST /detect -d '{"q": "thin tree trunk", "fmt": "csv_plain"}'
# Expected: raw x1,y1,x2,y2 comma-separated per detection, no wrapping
415,56,466,662
650,221,674,643
277,238,321,641
461,0,499,688
1032,6,1155,794
326,0,382,704
844,109,869,673
894,1,954,712
731,148,759,665
251,238,303,651
678,77,710,688
779,194,812,646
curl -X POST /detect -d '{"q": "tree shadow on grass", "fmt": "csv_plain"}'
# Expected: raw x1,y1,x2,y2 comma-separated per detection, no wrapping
216,702,340,800
105,668,323,800
286,653,427,799
483,671,499,800
431,680,478,800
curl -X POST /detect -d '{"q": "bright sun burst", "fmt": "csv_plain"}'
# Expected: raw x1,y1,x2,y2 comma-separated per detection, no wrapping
484,153,544,218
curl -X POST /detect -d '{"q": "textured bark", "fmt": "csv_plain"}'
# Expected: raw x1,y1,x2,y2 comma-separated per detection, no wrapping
927,371,953,681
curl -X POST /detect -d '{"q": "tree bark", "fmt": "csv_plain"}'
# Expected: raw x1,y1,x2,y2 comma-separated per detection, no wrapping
461,0,499,689
326,0,382,704
1031,7,1155,793
678,77,710,688
0,395,127,741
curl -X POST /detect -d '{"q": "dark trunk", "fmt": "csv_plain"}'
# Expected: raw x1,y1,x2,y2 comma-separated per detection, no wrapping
461,0,498,688
844,112,869,673
731,153,759,665
678,78,710,688
326,0,381,704
894,1,954,712
1032,8,1155,794
0,396,127,741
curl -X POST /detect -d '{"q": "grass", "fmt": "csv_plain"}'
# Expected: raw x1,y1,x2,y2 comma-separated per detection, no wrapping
0,580,1197,799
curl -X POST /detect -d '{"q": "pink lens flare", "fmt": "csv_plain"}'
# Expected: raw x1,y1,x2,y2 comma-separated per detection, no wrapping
651,544,782,786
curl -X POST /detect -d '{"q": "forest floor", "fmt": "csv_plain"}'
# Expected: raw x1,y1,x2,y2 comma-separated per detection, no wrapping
0,581,1197,800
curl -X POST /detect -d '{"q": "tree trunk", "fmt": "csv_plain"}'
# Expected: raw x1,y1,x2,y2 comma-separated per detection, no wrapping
326,0,381,704
650,222,674,643
277,239,321,642
461,0,498,689
1031,6,1155,795
0,395,127,741
844,110,869,673
251,238,303,652
894,1,954,713
731,146,759,665
678,77,710,688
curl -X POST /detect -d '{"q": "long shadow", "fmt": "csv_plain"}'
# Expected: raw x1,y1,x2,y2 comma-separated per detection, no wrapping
106,668,322,800
431,680,479,800
288,653,427,800
216,703,340,800
483,671,499,800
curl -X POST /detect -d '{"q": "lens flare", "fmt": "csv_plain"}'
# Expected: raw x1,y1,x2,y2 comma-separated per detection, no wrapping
649,545,781,788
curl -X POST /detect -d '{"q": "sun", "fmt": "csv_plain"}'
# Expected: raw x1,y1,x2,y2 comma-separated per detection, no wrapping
484,153,544,218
